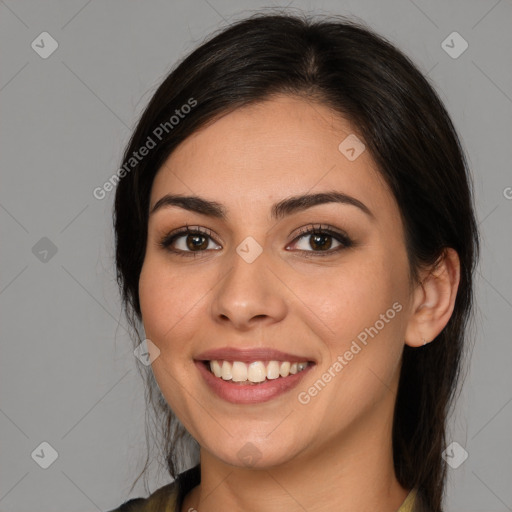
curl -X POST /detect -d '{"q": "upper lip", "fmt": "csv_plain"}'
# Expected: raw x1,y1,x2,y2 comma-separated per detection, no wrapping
195,347,316,363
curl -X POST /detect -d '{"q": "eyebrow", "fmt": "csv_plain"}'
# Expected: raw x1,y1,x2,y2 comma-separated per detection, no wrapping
149,191,374,220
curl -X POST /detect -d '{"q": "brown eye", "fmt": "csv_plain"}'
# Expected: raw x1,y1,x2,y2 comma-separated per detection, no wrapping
308,233,334,251
293,232,340,252
287,225,353,256
159,227,221,256
185,233,209,251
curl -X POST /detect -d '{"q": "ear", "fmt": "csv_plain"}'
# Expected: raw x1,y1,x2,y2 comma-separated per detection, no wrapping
404,248,461,347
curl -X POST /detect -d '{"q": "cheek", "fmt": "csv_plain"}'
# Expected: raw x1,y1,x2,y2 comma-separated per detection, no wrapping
293,252,409,348
292,281,406,433
138,256,202,346
138,258,203,426
138,263,170,341
297,247,410,402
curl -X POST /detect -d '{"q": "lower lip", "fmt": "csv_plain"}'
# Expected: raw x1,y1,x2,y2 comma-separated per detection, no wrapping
195,361,314,404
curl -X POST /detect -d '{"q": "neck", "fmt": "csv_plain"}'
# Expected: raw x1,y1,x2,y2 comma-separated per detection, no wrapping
182,389,409,512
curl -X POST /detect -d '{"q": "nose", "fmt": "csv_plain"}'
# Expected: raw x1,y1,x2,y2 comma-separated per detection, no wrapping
210,246,287,331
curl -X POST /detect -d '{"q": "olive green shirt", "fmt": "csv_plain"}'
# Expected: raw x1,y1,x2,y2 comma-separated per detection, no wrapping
107,466,425,512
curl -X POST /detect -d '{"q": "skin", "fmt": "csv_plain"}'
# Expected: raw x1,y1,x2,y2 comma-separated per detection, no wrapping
138,95,460,512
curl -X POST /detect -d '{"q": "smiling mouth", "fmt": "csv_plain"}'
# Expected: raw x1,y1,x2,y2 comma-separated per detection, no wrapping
203,359,312,385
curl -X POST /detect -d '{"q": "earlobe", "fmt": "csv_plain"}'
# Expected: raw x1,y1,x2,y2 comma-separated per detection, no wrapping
404,248,461,348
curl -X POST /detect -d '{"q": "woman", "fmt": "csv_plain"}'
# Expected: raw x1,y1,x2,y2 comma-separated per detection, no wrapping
108,12,478,512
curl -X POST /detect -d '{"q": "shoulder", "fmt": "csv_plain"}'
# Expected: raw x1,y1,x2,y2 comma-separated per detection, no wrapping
398,488,435,512
107,464,200,512
106,482,178,512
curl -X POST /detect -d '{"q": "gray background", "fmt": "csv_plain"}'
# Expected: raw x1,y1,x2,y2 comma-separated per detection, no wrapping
1,1,511,511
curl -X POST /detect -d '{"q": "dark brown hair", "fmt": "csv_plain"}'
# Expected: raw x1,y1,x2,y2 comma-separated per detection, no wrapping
114,12,479,511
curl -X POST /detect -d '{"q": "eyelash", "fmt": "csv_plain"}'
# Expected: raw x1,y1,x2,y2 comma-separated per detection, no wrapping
158,224,354,258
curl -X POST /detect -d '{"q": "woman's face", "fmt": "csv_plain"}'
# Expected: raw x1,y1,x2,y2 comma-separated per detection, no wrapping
139,95,415,468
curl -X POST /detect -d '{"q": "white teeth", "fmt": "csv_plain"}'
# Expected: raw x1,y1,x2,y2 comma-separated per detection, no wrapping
248,361,266,383
231,361,248,382
221,360,232,380
279,361,291,377
266,361,280,380
210,360,222,378
208,360,309,383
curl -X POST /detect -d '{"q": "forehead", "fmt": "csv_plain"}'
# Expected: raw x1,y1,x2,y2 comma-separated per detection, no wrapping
150,95,394,218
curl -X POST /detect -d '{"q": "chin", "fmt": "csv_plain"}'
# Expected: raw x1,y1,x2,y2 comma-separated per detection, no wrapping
202,434,304,470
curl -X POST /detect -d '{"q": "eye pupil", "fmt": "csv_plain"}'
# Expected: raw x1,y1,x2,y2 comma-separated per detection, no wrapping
187,234,208,251
311,234,332,251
